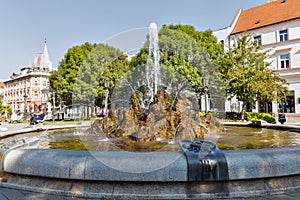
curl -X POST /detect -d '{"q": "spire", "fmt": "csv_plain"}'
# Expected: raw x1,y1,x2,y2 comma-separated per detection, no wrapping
43,39,49,64
42,38,53,71
31,39,53,71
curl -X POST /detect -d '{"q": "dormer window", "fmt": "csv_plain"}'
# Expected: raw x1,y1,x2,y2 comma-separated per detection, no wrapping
279,29,288,42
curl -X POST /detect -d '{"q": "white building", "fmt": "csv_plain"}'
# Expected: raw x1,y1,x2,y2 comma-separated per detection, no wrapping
214,0,300,114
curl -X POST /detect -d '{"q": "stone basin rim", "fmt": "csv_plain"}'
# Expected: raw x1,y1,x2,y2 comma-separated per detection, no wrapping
1,122,300,182
1,123,300,199
1,144,300,182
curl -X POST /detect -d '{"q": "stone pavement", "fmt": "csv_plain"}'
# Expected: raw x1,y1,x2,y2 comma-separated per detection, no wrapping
0,187,299,200
1,121,300,199
0,187,93,200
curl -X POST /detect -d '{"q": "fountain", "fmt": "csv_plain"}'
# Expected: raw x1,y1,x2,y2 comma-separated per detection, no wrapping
147,22,160,96
0,23,300,199
89,22,223,148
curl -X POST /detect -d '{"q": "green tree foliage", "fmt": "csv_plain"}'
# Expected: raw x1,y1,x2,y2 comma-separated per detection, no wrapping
159,26,206,91
0,98,12,115
163,24,224,61
131,25,224,93
95,54,130,107
50,24,226,114
49,42,96,106
219,35,288,119
73,44,130,108
130,25,226,113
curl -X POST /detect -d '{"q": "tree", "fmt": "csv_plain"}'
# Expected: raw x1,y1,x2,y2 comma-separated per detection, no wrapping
131,25,224,92
50,24,226,117
218,35,288,119
0,98,12,116
130,25,226,113
95,54,131,108
73,44,130,116
49,42,96,106
162,24,224,62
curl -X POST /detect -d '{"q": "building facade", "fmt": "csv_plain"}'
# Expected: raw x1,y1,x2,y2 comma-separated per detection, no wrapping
0,82,4,101
214,0,300,114
3,42,53,115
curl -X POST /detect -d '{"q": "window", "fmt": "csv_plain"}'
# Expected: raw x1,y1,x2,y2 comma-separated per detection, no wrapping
279,29,288,42
253,35,262,46
280,54,290,69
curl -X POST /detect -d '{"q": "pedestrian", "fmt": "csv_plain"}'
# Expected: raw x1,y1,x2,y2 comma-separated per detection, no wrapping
30,107,47,125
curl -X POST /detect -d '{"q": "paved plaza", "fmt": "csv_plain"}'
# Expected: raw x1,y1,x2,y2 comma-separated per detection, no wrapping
0,186,299,200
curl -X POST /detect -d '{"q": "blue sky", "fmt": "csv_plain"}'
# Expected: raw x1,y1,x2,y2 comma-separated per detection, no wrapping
0,0,266,80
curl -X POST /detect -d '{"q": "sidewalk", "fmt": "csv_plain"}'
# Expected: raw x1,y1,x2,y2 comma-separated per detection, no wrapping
282,113,300,126
0,121,91,138
0,122,29,132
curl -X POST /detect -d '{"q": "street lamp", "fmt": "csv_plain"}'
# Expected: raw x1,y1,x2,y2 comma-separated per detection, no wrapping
203,86,209,113
198,76,209,113
52,90,56,123
23,93,28,120
104,76,110,118
203,76,209,113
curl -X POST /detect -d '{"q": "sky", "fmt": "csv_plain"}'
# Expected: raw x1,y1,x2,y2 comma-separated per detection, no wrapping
0,0,267,80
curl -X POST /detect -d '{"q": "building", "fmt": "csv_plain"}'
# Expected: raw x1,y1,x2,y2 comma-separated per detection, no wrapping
0,82,4,101
3,41,53,115
214,0,300,114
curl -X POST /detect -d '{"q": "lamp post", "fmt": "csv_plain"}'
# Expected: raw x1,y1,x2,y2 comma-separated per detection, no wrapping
104,76,110,118
204,86,208,113
203,76,209,113
198,76,209,113
52,90,56,123
23,93,28,120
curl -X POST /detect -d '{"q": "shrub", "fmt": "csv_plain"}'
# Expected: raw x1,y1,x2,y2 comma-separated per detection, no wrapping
260,113,276,124
199,111,218,117
245,112,276,124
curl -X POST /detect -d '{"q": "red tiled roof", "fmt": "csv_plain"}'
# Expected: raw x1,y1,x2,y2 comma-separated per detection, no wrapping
231,0,300,35
0,82,4,88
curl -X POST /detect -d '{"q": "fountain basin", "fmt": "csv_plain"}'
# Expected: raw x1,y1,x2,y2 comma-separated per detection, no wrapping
1,143,300,199
2,146,300,181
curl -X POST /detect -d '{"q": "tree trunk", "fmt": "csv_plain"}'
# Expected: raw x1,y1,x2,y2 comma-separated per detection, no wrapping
241,101,247,121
